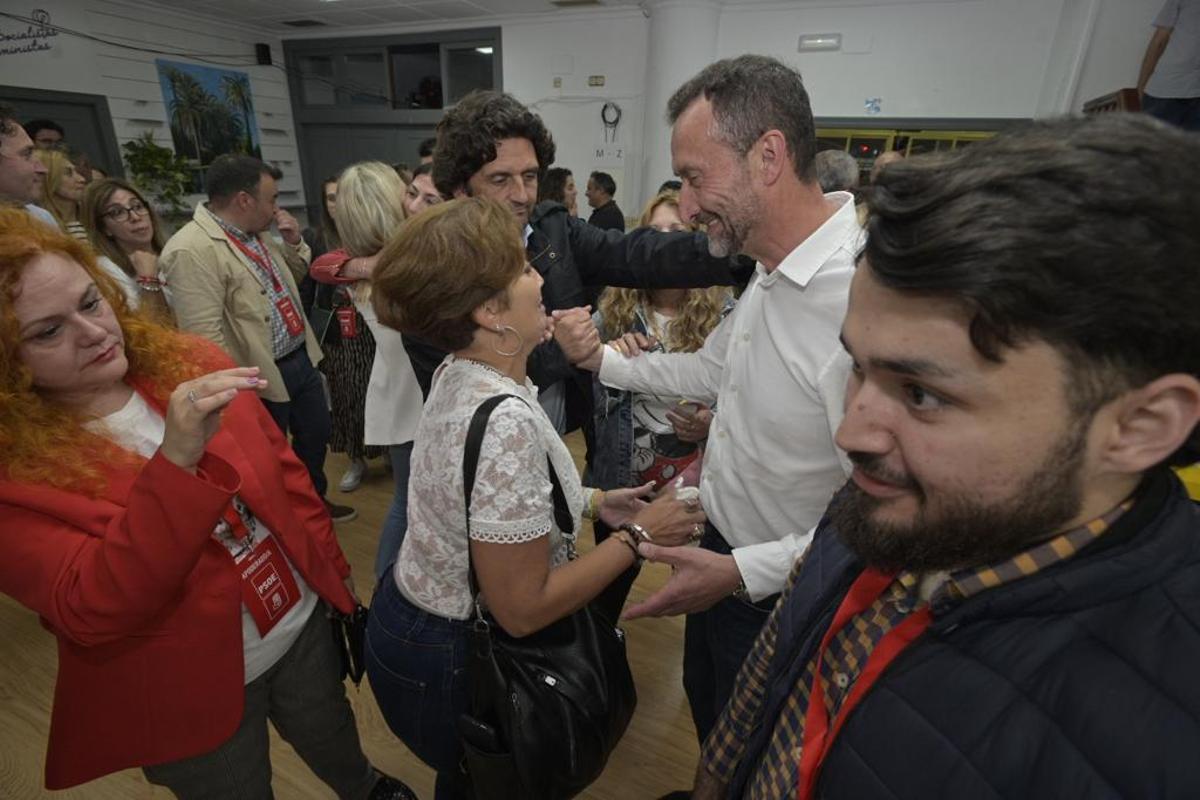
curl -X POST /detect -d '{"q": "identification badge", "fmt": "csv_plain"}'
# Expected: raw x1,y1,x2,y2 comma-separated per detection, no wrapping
276,295,305,336
238,535,301,636
336,306,358,338
217,502,301,637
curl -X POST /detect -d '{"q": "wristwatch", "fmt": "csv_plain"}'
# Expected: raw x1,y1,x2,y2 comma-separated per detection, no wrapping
732,576,751,603
618,521,654,545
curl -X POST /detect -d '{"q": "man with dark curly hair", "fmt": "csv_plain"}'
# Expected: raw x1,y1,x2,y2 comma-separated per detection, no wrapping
416,89,750,441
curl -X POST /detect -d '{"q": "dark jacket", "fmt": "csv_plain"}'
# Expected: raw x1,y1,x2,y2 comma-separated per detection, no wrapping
730,469,1200,799
588,199,626,231
404,201,752,435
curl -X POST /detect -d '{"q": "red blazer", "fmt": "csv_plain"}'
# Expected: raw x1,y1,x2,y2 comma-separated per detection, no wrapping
0,354,355,789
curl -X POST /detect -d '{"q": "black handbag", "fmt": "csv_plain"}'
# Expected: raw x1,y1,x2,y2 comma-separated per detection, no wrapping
330,603,368,685
458,394,637,800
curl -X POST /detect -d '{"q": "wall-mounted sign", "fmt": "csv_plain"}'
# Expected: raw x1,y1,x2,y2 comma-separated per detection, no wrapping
0,9,59,58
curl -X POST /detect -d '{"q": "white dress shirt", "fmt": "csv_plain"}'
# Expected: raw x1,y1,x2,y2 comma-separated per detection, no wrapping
598,192,859,600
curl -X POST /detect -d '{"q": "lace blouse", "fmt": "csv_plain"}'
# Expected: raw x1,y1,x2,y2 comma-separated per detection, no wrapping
394,356,588,620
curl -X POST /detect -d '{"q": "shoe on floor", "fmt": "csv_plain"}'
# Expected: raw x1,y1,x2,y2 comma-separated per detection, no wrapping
369,774,419,800
339,457,368,492
323,499,358,523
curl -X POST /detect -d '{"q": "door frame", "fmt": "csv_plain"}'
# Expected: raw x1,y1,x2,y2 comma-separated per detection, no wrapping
0,85,124,178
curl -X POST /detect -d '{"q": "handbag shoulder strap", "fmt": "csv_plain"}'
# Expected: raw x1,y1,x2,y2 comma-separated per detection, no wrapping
462,393,575,604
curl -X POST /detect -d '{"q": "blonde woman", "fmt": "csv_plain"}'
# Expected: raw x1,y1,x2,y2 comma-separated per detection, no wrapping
592,190,734,493
309,164,396,497
33,149,88,242
311,161,429,578
81,178,173,323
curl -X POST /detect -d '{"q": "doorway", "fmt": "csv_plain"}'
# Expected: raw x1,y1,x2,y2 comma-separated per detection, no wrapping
0,85,123,178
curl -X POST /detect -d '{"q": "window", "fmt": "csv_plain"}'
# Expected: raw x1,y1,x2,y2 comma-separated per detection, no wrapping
390,44,443,109
299,55,336,106
443,43,495,105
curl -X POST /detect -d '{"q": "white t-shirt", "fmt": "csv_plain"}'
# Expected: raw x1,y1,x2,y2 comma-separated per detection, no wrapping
86,390,317,683
395,356,586,619
1148,0,1200,98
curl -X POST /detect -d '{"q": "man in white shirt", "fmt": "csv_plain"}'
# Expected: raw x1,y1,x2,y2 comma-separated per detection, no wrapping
0,104,54,227
578,55,857,748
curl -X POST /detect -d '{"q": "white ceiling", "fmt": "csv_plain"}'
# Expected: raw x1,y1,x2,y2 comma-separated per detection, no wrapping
139,0,646,32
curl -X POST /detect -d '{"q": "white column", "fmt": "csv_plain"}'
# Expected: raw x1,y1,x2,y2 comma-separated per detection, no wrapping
639,0,721,204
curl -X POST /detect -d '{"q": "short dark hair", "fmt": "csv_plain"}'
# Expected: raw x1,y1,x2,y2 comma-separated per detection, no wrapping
205,154,282,203
432,90,556,198
658,179,683,194
539,167,573,204
667,54,817,182
589,171,616,197
865,113,1200,464
24,119,64,139
0,104,19,138
418,137,437,158
411,162,434,180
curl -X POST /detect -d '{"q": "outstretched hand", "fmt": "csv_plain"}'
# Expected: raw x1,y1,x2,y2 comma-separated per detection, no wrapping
622,546,742,620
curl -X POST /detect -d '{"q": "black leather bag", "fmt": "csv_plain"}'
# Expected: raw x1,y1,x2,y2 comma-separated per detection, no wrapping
458,394,637,800
330,603,368,685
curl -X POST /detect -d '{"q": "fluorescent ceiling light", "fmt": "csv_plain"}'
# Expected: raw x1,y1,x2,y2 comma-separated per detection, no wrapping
475,46,494,54
798,33,842,52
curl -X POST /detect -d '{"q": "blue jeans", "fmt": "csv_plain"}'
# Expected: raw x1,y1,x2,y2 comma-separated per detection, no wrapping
1143,95,1200,131
262,347,332,498
366,575,471,800
374,442,414,581
683,523,779,745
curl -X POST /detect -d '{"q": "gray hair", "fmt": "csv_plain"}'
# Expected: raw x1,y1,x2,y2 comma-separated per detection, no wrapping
815,150,860,192
667,55,817,182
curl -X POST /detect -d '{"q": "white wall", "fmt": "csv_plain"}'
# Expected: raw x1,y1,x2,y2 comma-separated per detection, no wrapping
0,0,307,208
1072,0,1163,109
718,0,1061,119
502,12,650,217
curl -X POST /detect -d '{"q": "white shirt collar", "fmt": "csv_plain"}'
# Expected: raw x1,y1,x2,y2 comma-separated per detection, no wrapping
767,191,863,288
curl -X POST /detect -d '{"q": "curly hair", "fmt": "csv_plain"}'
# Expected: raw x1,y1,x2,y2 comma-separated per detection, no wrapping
598,191,732,352
0,208,217,494
432,90,556,198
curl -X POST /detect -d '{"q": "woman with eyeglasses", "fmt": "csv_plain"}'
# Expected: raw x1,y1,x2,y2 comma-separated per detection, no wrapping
82,178,173,324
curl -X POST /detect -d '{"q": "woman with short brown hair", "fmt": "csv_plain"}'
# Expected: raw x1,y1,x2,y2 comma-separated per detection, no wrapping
366,197,708,800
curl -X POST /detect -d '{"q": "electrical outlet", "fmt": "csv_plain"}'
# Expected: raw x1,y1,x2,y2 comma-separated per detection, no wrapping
587,75,605,87
553,76,563,88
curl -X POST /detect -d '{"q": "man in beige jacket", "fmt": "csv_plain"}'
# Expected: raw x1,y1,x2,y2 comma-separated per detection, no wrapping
161,155,355,522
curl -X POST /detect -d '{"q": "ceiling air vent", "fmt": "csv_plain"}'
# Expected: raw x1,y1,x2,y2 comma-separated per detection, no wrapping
281,19,327,27
550,0,603,7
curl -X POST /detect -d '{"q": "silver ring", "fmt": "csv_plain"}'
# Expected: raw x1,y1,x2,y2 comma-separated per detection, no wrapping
690,523,703,542
186,389,199,405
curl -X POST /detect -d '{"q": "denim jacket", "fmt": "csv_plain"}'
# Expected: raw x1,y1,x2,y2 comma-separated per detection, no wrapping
587,300,732,490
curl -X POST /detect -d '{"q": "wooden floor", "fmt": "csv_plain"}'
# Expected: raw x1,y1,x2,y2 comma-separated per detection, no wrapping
0,433,698,799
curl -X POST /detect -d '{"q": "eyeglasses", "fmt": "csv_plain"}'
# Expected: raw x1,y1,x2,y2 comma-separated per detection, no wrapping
103,200,148,222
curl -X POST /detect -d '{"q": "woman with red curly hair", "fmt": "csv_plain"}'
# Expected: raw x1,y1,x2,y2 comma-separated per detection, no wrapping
0,209,415,800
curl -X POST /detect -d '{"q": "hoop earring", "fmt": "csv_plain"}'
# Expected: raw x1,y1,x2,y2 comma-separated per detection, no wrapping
493,324,524,358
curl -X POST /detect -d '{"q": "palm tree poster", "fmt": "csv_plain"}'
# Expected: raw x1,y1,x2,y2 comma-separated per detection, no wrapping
155,59,263,188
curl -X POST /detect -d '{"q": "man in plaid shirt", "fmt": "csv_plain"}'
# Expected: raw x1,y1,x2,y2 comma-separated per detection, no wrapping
694,114,1200,798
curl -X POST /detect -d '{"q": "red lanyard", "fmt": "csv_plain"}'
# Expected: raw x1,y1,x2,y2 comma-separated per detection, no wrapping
225,233,283,292
797,568,933,800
